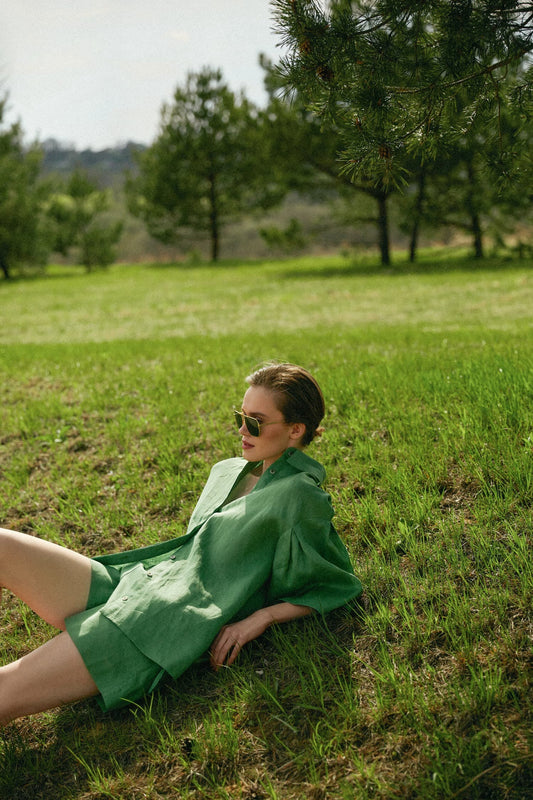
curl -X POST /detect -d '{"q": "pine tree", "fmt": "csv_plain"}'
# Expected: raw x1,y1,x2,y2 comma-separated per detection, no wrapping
399,71,533,259
128,68,286,262
45,171,123,270
0,97,49,278
272,1,533,187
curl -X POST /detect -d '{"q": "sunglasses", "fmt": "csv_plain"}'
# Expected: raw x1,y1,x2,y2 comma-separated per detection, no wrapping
233,409,285,437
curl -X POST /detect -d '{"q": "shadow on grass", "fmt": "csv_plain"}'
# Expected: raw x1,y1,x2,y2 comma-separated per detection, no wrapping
0,608,362,800
0,257,274,285
1,250,530,288
274,251,532,281
0,266,107,286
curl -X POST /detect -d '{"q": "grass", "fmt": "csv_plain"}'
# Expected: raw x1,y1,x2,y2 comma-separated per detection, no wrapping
0,250,532,799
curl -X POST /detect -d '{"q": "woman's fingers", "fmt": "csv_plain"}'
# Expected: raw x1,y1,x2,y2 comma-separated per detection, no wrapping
210,625,244,670
226,640,242,667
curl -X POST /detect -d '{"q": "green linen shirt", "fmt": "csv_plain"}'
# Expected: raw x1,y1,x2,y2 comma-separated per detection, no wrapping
90,447,362,681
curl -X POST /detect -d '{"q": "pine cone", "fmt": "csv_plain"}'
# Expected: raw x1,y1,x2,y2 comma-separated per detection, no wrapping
316,64,334,82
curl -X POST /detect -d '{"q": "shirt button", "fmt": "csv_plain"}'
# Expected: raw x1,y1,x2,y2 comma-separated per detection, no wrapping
169,554,176,560
270,468,276,474
122,596,128,602
146,572,153,578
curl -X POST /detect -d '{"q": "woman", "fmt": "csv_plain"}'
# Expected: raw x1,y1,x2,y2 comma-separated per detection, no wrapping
0,363,362,725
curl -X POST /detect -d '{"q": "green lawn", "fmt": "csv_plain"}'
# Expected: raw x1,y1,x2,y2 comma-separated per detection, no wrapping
1,252,532,799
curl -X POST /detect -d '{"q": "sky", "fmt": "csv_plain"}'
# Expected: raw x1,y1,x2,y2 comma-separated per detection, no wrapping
0,0,284,150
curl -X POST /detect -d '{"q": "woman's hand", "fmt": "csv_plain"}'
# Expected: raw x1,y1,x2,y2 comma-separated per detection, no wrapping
209,603,313,671
210,608,274,671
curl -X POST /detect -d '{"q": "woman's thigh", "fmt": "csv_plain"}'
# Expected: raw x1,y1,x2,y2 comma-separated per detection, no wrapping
0,631,99,725
0,528,93,629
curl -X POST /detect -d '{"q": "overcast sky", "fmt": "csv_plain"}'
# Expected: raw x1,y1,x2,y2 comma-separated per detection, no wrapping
1,0,283,149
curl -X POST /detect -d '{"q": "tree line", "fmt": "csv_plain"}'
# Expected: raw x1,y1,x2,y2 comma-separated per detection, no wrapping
1,0,531,277
0,100,125,280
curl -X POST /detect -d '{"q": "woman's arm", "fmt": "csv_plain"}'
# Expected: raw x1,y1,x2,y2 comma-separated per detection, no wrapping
210,602,313,671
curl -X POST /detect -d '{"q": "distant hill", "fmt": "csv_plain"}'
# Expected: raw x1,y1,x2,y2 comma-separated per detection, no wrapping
40,139,146,188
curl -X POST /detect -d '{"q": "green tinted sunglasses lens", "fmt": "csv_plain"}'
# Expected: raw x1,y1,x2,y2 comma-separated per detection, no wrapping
246,416,260,436
233,411,260,436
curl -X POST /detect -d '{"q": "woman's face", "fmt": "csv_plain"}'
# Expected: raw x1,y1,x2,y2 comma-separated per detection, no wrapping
238,385,304,471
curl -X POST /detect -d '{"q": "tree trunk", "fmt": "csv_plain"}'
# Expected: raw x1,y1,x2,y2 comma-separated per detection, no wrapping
208,168,219,262
466,160,484,259
471,212,484,259
376,191,391,266
409,168,427,263
0,254,11,280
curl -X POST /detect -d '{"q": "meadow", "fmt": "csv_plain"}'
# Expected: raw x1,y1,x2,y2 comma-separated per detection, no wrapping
0,252,531,799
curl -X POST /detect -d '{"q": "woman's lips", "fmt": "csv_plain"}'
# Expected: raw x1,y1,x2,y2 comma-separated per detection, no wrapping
242,439,254,450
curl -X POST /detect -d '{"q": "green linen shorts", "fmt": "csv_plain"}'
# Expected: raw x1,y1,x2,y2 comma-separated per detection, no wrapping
65,560,166,712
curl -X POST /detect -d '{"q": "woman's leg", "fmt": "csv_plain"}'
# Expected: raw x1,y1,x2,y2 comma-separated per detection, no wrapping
0,528,93,629
0,631,99,726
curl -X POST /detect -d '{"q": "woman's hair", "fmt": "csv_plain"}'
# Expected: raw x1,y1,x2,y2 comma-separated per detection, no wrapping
246,362,325,446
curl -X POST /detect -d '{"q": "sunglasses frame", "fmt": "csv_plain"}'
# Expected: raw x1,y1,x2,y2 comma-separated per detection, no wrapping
233,409,284,437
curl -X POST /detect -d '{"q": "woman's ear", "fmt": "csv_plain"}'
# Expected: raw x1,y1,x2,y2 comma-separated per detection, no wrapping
288,422,306,443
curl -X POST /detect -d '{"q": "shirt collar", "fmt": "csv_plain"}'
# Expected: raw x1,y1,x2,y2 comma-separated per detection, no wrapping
284,447,326,484
252,447,325,485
